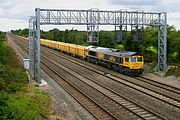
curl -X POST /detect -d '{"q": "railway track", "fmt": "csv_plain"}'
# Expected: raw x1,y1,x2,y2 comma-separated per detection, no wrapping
14,35,180,95
16,35,180,95
8,34,180,119
42,46,180,109
42,52,166,120
42,60,118,120
8,35,167,120
136,76,180,94
41,45,180,96
8,34,118,120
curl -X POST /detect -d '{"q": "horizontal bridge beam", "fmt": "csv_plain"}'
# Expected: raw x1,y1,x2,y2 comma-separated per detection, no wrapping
38,8,166,26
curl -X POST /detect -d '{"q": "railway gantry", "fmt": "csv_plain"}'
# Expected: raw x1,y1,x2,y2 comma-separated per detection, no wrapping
29,8,167,83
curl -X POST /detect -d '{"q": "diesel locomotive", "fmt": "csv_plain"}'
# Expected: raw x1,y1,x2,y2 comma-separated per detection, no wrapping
40,39,144,76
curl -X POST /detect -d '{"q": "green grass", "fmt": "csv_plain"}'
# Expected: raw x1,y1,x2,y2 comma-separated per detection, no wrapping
0,64,28,93
0,33,52,120
165,64,180,77
0,85,51,120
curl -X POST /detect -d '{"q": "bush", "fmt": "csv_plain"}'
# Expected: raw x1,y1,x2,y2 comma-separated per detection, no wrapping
165,65,180,77
0,64,28,93
0,85,51,120
0,92,9,120
0,32,51,120
0,36,11,65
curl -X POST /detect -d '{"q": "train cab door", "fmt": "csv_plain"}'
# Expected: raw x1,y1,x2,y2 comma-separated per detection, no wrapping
123,57,130,67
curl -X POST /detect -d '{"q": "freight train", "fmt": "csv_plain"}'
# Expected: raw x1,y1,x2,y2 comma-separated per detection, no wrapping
40,39,144,76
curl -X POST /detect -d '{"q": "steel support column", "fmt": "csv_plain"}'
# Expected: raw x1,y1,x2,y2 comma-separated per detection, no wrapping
29,17,36,78
115,10,128,42
87,9,99,42
35,8,41,83
87,24,99,42
131,25,144,42
115,25,127,42
158,13,167,73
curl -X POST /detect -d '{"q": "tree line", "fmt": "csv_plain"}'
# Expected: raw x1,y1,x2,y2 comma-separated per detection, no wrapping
11,25,180,64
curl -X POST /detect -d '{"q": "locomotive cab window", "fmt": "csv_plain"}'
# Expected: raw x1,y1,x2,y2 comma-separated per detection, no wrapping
137,57,142,62
118,57,123,64
131,57,136,62
89,51,98,57
125,57,129,62
114,56,120,63
104,54,110,60
120,57,123,64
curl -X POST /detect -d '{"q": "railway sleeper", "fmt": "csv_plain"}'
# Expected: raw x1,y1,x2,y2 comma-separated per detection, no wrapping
123,103,133,106
130,108,142,112
126,105,138,109
145,116,159,120
137,111,149,115
141,114,154,118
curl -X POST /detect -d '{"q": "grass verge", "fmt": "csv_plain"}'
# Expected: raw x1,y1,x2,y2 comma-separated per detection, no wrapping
165,63,180,77
0,33,52,120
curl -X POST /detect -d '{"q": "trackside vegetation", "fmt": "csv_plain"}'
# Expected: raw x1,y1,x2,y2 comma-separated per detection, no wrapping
0,32,51,120
11,25,180,76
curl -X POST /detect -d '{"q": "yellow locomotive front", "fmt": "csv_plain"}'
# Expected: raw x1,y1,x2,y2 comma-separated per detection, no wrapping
123,54,144,75
129,55,144,75
86,46,144,76
130,56,144,69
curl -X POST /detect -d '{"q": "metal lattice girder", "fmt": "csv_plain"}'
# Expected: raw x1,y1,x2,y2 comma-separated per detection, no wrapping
87,24,99,42
28,9,41,83
87,8,100,42
115,10,128,42
115,24,127,42
131,25,144,42
158,13,167,73
38,9,164,26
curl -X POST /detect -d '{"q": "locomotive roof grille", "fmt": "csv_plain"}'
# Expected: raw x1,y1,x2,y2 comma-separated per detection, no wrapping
86,46,142,57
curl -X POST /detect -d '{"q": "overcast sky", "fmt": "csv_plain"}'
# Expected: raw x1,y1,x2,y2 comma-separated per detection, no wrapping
0,0,180,31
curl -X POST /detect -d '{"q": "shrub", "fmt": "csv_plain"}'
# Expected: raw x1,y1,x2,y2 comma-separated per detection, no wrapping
0,32,51,120
0,86,50,120
0,64,28,93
